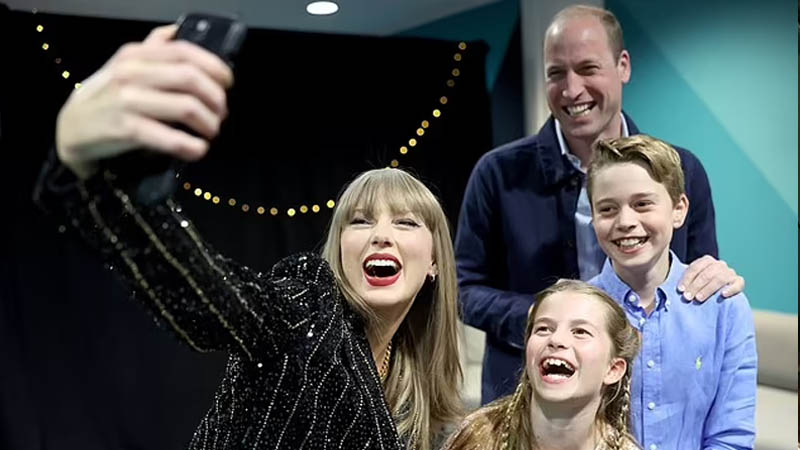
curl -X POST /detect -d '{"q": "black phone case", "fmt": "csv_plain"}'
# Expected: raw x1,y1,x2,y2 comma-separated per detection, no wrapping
103,14,247,205
175,14,247,66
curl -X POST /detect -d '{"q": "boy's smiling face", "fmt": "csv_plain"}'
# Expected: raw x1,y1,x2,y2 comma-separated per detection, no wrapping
591,161,688,281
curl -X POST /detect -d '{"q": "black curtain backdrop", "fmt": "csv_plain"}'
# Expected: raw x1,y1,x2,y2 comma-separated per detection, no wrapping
0,5,492,449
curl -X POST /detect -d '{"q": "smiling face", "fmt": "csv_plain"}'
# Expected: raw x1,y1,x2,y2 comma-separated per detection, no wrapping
526,291,625,406
339,206,435,314
590,161,688,281
544,14,630,146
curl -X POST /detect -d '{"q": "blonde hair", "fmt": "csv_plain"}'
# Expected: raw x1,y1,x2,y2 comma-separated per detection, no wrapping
546,5,626,61
445,280,641,450
321,168,463,450
587,134,685,205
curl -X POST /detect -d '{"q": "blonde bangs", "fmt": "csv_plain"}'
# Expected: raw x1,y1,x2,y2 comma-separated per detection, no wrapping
322,167,464,450
334,168,442,233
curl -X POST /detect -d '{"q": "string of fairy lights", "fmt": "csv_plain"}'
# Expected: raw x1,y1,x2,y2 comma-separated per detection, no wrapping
30,9,467,219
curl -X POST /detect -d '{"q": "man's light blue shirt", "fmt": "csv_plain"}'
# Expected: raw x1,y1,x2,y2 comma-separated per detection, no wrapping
555,114,630,280
590,253,757,450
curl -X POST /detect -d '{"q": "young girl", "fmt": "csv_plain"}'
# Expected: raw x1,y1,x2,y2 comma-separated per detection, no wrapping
444,280,641,450
36,24,462,450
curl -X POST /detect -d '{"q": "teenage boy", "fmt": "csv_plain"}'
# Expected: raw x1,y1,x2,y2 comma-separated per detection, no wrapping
588,135,756,450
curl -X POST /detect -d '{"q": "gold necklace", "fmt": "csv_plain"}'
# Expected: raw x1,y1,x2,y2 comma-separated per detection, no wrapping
378,340,393,383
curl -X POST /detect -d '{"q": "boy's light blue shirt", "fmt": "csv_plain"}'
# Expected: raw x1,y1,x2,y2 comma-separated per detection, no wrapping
590,252,757,450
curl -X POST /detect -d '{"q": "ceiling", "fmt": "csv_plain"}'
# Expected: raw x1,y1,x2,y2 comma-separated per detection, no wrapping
3,0,500,36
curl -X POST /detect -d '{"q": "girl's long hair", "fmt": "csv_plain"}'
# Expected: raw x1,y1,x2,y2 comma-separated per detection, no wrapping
445,280,641,450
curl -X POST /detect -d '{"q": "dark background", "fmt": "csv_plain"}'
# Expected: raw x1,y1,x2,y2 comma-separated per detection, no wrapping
0,4,523,448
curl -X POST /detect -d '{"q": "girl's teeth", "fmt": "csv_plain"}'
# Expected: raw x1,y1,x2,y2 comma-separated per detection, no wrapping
547,373,571,380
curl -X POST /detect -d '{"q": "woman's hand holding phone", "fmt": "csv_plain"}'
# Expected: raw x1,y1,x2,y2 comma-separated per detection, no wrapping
55,23,234,179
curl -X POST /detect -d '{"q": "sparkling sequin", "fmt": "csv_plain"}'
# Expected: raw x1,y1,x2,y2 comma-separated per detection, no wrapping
35,157,405,450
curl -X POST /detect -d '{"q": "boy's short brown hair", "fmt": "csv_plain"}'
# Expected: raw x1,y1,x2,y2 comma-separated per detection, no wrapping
587,134,685,205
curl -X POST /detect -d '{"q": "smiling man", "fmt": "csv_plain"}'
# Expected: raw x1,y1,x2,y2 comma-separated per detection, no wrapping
454,4,745,405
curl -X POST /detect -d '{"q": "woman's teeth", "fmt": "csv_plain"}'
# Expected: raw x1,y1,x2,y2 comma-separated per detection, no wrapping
364,259,400,277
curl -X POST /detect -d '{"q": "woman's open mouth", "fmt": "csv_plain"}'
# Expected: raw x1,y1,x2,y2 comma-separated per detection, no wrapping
363,254,402,286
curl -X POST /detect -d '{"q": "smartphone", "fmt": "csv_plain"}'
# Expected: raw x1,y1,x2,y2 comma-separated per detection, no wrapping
106,14,247,205
175,13,247,67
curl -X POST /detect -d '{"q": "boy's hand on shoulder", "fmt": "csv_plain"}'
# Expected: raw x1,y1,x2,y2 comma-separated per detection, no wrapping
678,255,745,302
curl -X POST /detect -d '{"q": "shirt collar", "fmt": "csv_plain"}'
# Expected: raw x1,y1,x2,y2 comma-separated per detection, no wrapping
555,112,630,173
597,250,684,312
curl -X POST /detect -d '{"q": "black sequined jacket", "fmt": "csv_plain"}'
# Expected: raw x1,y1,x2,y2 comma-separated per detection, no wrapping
34,152,404,450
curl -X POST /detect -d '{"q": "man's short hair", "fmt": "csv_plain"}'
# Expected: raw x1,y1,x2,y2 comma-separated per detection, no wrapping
548,5,626,61
587,134,686,205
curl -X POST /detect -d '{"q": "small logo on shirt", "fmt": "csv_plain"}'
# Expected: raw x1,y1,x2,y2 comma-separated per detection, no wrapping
695,356,703,370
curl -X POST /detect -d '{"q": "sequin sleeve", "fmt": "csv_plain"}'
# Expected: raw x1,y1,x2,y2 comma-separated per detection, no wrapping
34,152,339,362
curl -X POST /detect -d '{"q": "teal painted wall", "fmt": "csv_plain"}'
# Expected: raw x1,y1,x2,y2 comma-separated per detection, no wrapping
608,0,798,313
398,0,518,91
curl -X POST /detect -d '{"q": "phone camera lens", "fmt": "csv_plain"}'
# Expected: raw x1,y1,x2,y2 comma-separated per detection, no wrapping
196,19,209,32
